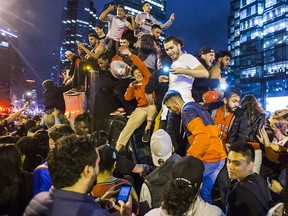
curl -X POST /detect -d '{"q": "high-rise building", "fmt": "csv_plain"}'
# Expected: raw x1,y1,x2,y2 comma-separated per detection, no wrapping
228,0,288,111
0,28,26,108
59,0,97,81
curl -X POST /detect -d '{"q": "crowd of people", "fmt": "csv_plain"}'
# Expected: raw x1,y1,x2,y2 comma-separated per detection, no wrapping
1,2,288,216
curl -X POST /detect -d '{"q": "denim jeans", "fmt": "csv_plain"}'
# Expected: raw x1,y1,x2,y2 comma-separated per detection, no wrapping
200,159,226,204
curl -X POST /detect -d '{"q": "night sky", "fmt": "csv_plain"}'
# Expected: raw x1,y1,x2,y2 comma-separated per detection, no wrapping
0,0,230,100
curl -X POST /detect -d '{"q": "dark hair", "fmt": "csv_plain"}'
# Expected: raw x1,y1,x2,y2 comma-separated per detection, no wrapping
95,24,104,29
48,124,74,143
16,136,39,156
74,113,90,124
162,179,198,215
117,5,125,10
34,130,50,160
48,135,98,189
142,1,150,7
25,119,36,131
216,50,232,61
88,33,99,40
0,144,32,215
32,115,41,122
163,90,183,104
98,53,111,64
120,33,130,41
151,24,161,30
131,65,140,76
224,86,242,99
241,95,265,124
16,136,44,172
163,36,179,45
274,122,287,136
229,144,255,163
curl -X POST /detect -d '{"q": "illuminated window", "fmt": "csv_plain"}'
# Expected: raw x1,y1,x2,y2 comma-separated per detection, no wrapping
263,61,288,76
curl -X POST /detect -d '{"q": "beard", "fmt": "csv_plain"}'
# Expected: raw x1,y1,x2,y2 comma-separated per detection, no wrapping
226,103,237,113
86,174,97,194
220,61,229,71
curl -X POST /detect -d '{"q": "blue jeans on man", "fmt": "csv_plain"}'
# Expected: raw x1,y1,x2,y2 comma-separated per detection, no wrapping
201,159,226,204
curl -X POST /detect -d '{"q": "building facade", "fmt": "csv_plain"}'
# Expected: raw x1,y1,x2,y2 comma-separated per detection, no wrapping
228,0,288,111
59,0,97,81
0,28,26,108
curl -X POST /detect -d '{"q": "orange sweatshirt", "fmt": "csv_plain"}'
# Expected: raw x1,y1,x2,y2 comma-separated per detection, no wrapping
124,54,154,107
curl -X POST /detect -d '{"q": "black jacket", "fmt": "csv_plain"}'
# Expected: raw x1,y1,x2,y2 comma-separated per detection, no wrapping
43,85,71,113
145,68,169,111
226,173,272,216
247,112,267,143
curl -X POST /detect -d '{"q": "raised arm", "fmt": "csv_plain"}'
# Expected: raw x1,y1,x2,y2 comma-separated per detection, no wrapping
118,46,150,79
6,102,29,123
77,43,105,60
126,14,135,31
99,4,115,22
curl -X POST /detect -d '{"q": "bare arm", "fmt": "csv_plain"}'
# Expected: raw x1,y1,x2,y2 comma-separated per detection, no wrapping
6,102,29,123
126,14,135,31
170,64,209,78
77,43,105,60
209,63,221,79
99,4,114,22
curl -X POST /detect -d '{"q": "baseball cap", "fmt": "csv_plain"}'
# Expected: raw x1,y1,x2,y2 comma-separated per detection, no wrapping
172,156,204,186
150,129,172,166
64,50,73,56
199,47,215,55
110,60,132,79
202,90,219,104
98,144,119,170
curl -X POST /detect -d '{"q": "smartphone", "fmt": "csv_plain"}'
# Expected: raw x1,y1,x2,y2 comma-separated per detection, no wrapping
116,185,132,204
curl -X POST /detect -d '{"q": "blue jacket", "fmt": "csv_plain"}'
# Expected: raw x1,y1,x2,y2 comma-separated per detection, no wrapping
24,187,110,216
33,162,51,197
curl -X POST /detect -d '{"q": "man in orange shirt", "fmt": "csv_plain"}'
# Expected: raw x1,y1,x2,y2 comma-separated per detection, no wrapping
115,46,158,151
210,87,251,151
163,90,226,204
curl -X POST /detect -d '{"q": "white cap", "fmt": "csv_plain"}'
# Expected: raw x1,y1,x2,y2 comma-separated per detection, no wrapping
64,50,74,56
150,129,172,166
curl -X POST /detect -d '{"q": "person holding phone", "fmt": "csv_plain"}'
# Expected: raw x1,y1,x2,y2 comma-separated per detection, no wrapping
24,135,132,216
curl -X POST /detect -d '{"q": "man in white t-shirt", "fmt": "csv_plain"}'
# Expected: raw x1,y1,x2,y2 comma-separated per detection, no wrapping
162,36,208,156
100,4,135,57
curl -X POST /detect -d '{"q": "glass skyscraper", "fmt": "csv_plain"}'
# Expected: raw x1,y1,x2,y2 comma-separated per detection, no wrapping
0,29,26,108
228,0,288,111
59,0,97,78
